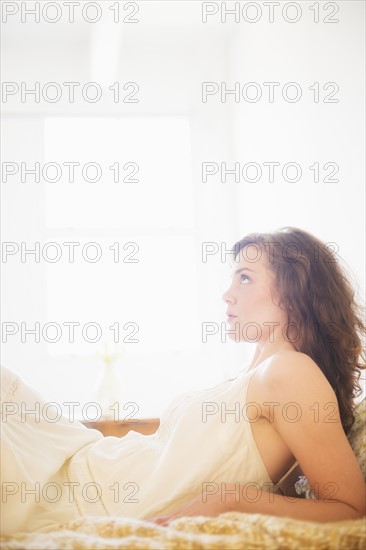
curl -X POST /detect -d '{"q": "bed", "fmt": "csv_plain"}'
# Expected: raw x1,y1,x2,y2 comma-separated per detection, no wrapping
1,398,365,550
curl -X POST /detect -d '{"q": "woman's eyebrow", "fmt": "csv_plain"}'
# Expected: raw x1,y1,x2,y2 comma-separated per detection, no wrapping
233,267,256,275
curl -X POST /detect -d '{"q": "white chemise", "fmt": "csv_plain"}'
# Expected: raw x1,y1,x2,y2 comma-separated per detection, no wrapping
0,364,281,535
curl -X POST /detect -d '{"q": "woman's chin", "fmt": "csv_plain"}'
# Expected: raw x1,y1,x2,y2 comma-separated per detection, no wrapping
225,322,262,343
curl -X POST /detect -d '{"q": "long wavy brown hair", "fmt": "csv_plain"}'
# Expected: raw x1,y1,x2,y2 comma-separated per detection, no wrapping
230,226,366,435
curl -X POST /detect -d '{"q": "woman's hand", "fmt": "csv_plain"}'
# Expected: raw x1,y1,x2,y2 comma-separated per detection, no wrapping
146,491,226,526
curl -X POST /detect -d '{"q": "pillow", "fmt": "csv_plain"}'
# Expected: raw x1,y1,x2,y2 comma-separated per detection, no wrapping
295,396,366,499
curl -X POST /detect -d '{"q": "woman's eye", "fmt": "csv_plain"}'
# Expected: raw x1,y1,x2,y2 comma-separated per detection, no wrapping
240,274,250,284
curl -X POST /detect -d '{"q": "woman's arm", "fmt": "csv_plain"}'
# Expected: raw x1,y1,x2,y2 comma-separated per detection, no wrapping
222,481,364,521
249,353,366,520
147,478,363,526
148,354,365,525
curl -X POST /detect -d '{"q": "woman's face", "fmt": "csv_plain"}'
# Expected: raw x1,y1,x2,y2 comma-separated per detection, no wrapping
222,244,286,343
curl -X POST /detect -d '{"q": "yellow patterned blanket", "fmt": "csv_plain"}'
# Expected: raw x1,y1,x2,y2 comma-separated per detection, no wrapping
1,512,365,549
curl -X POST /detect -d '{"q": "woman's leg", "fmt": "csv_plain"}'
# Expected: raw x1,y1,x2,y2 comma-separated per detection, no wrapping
0,365,102,534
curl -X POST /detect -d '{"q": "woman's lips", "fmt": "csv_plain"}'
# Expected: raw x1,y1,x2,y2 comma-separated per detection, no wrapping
227,315,237,322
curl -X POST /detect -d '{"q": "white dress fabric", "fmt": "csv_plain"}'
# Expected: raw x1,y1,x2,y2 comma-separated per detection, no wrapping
0,364,279,535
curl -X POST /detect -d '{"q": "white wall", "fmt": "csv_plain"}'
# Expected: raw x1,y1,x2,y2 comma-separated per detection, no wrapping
1,1,365,415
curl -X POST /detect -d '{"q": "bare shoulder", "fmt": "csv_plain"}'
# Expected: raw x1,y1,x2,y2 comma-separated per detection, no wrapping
258,350,337,405
255,351,366,516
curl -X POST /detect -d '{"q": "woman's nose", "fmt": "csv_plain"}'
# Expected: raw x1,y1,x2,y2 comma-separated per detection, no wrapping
222,287,235,303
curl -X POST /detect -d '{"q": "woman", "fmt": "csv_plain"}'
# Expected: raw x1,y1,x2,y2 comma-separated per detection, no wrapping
150,226,366,524
1,227,365,534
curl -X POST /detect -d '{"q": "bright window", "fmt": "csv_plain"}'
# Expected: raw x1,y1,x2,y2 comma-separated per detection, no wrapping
44,117,201,356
